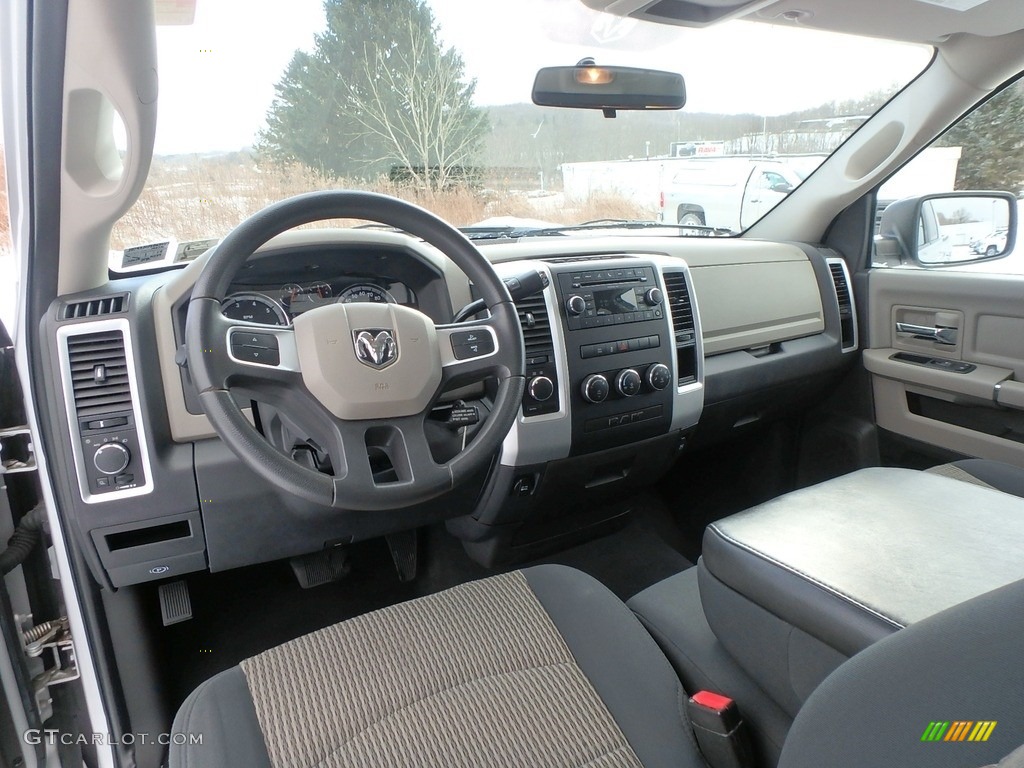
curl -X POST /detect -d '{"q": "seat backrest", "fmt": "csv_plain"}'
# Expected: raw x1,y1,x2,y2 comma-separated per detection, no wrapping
779,578,1024,768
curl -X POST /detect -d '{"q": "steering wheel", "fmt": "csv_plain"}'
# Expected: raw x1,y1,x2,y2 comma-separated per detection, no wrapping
185,191,525,511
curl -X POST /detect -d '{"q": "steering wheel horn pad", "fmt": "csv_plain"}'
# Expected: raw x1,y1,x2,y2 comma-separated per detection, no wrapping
294,302,442,420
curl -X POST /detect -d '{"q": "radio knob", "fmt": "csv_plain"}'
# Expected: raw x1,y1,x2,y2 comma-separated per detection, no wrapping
644,287,664,306
93,443,130,476
615,368,642,397
565,295,587,316
646,363,672,391
528,376,555,402
581,374,610,404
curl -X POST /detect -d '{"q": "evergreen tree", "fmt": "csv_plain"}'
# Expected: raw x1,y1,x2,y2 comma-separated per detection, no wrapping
259,0,487,187
939,84,1024,193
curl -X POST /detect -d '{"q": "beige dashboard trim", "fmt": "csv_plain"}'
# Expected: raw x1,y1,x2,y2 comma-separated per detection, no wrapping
873,377,1024,468
863,348,1011,402
689,259,823,356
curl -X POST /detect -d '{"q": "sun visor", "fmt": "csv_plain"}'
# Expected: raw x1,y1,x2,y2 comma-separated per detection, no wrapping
579,0,777,28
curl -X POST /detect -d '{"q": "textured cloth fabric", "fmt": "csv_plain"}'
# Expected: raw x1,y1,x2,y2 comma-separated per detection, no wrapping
778,579,1024,768
239,570,644,768
925,462,997,489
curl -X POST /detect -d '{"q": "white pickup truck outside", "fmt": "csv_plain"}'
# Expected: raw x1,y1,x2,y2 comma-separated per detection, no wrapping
659,158,803,231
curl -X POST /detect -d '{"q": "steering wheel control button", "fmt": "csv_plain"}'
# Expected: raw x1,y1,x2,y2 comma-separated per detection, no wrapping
565,295,586,315
615,368,642,397
231,344,280,366
230,330,282,366
528,376,555,402
234,332,279,349
581,374,610,403
646,363,672,391
451,330,495,359
93,443,131,476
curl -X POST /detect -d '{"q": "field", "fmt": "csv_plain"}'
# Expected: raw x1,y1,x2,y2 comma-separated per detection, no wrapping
111,157,654,249
0,151,655,254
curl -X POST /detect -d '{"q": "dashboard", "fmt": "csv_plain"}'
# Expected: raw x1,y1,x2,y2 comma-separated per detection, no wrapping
42,228,856,586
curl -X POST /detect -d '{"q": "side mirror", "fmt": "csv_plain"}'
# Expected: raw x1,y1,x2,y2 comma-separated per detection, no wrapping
532,61,685,117
770,181,794,194
876,191,1017,267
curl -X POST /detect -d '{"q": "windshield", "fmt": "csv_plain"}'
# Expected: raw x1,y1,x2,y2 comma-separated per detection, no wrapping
110,0,931,252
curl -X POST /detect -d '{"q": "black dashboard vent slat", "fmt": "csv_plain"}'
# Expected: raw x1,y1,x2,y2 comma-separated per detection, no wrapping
663,271,695,341
663,270,698,386
62,294,127,320
514,294,554,357
828,261,857,351
66,330,134,418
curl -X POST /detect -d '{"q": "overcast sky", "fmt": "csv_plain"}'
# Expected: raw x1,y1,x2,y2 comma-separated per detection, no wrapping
150,0,931,155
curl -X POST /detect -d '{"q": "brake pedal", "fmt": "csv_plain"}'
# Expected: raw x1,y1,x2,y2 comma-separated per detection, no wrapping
158,580,193,626
289,547,350,589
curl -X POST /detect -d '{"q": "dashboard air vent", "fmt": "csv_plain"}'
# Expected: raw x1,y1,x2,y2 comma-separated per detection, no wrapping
662,270,698,386
62,294,127,320
827,259,858,352
66,330,133,418
663,272,695,343
515,294,553,357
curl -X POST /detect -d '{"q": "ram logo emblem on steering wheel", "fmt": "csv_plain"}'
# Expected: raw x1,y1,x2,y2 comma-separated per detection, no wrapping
353,329,398,369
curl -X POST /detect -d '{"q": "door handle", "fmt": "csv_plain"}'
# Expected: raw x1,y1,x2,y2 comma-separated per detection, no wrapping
895,322,958,345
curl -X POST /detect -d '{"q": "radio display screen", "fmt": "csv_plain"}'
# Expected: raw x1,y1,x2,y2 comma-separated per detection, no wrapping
594,287,641,315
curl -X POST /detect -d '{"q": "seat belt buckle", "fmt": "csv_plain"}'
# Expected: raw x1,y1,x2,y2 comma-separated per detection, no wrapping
686,690,754,768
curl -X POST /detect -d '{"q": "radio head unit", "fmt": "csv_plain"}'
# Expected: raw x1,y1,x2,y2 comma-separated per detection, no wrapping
557,266,665,330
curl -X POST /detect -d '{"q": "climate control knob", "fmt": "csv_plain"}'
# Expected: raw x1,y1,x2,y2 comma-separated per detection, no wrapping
565,295,587,316
528,376,555,402
646,363,672,391
581,374,610,404
93,443,130,476
615,368,642,397
644,287,664,306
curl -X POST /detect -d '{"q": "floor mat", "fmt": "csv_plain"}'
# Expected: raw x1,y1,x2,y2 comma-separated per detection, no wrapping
158,499,692,707
529,511,692,600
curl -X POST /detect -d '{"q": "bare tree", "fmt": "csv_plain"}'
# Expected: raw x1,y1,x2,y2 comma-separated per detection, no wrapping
344,19,488,191
260,0,487,189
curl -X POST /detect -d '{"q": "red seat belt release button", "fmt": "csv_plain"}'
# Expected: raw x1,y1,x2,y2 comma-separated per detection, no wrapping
686,690,754,768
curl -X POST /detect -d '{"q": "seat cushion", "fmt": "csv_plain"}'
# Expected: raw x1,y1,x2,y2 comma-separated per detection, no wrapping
699,467,1024,713
171,565,705,768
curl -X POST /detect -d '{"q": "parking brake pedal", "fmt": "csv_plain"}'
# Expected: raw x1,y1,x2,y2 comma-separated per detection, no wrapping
158,581,193,626
289,547,351,589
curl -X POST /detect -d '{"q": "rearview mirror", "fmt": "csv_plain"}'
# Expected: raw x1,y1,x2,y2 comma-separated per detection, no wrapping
532,61,686,117
876,191,1017,267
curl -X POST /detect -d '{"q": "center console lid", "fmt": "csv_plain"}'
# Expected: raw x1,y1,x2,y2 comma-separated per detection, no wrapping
699,467,1024,712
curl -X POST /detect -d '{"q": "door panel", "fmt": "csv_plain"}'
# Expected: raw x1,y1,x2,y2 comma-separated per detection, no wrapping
866,269,1024,467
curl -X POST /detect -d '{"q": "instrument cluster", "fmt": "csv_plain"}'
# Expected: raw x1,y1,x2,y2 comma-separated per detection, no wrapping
220,280,412,326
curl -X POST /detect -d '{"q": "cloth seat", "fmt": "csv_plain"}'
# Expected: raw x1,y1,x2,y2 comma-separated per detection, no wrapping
925,458,1024,497
170,564,706,768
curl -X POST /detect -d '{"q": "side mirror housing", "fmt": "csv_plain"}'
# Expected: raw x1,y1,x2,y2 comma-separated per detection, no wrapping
876,191,1017,267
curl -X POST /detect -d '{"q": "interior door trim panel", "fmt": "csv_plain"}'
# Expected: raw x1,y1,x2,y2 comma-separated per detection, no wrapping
868,270,1024,467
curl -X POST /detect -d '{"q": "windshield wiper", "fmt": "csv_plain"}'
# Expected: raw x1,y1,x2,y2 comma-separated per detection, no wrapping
458,225,570,241
508,220,735,238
